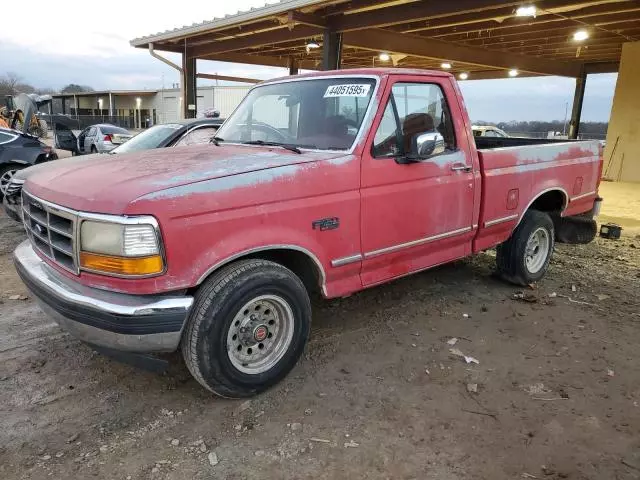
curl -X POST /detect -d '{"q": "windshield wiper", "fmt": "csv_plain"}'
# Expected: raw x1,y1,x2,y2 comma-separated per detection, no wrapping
211,136,224,146
242,140,301,154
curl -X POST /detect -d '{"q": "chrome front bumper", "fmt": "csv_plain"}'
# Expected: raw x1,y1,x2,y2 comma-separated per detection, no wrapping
13,240,193,352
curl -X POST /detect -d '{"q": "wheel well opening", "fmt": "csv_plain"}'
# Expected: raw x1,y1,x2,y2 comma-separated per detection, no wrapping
246,249,322,295
198,249,323,296
529,190,566,213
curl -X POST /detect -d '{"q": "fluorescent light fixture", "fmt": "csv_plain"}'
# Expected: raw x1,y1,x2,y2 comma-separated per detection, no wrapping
441,62,452,69
508,69,519,77
379,52,391,61
459,72,469,80
306,41,320,49
515,5,537,17
573,30,589,41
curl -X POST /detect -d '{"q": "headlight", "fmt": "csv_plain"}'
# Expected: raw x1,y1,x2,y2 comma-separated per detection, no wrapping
79,220,164,276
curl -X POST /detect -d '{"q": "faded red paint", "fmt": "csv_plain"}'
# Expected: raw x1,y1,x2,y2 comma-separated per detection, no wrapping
23,69,602,298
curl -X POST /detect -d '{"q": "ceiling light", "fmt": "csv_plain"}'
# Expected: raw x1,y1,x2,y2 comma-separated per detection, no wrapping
379,52,391,61
441,62,452,69
515,5,537,17
306,41,320,49
508,69,519,77
573,30,589,41
459,72,469,80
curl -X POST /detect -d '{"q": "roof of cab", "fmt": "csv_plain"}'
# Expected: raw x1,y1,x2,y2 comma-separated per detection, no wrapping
262,68,455,85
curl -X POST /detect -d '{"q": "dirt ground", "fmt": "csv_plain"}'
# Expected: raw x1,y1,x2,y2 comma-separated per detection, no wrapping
1,189,640,480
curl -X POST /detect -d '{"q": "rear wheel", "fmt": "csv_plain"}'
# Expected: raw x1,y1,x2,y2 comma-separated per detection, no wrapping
496,210,555,285
181,259,311,398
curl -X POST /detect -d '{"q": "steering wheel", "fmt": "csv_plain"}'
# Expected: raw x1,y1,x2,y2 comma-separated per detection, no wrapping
343,117,359,128
244,122,294,143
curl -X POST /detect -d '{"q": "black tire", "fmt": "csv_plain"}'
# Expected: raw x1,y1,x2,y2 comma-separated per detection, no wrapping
496,210,555,285
181,259,311,398
90,145,97,153
551,214,597,244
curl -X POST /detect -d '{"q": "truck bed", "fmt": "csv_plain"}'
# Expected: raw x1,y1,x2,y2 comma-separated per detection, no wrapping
473,139,602,253
474,136,574,149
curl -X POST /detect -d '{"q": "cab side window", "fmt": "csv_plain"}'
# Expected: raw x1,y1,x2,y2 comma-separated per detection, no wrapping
372,83,456,158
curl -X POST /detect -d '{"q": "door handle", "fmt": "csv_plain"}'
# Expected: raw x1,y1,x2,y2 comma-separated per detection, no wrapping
451,163,472,172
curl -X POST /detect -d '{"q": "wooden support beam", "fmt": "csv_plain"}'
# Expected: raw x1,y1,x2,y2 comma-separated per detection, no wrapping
399,0,635,34
331,0,520,32
584,61,619,73
461,31,638,50
323,28,342,70
458,70,543,80
342,28,583,77
198,52,318,70
569,70,587,139
189,25,321,58
288,57,299,75
196,73,261,84
286,10,326,28
440,20,640,44
182,55,197,119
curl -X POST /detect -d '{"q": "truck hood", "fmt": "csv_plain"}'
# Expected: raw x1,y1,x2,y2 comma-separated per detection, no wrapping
24,144,346,213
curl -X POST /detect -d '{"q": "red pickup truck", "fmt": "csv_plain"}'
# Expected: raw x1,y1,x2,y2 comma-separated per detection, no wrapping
14,69,602,397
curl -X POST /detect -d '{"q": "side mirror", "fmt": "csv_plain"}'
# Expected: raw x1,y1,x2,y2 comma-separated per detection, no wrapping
412,131,445,159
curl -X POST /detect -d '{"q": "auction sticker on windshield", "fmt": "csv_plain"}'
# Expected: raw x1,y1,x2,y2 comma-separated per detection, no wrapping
324,84,371,98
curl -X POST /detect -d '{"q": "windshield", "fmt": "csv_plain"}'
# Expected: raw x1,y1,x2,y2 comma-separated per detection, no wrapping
111,124,182,154
216,77,376,151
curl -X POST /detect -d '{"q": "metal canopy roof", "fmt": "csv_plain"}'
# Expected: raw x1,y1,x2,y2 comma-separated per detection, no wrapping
131,0,639,78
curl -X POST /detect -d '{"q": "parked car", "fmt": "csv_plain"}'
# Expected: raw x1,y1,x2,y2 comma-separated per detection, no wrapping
472,125,509,137
55,123,133,154
0,127,57,198
14,68,603,398
3,118,225,221
110,117,224,154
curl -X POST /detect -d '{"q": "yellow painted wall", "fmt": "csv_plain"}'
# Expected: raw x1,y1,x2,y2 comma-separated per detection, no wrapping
603,41,640,182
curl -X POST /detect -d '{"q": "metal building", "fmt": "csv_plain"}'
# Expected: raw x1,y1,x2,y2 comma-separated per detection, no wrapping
51,85,251,128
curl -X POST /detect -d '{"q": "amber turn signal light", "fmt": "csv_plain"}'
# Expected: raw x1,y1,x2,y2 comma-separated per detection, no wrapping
80,252,164,276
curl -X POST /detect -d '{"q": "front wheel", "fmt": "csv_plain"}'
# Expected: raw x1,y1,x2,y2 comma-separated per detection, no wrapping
0,165,24,198
496,210,555,285
181,259,311,398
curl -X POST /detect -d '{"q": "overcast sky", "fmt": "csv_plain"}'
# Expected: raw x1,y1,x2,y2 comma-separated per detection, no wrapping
0,0,617,122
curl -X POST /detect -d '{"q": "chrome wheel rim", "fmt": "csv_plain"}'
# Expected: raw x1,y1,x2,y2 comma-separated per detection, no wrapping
226,294,295,375
0,169,17,195
525,227,550,274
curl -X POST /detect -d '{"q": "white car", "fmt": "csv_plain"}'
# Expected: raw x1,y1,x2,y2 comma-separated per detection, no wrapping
472,125,509,138
55,123,133,155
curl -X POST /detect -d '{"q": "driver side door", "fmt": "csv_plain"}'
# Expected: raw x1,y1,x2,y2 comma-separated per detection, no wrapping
360,77,476,286
54,124,78,152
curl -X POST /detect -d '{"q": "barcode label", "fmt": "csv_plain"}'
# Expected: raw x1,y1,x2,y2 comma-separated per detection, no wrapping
323,84,371,98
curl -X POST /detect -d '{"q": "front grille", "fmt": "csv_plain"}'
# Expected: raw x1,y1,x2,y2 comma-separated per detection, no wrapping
22,191,79,274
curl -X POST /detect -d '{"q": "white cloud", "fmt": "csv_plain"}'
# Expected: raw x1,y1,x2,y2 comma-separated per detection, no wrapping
0,0,280,58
